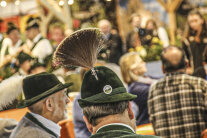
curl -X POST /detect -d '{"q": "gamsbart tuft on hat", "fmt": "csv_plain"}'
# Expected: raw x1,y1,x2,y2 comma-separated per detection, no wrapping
53,29,137,108
78,66,137,108
17,72,73,108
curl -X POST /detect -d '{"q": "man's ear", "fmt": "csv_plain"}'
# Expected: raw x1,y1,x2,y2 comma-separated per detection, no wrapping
45,98,54,112
83,116,93,133
185,59,189,68
127,101,135,120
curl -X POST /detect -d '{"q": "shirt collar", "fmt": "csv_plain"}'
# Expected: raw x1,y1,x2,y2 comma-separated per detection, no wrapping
96,123,135,133
33,33,42,43
30,112,61,137
166,72,185,76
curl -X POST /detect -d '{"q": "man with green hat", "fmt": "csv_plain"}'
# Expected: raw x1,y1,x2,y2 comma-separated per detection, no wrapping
78,66,160,138
52,28,160,138
10,72,73,138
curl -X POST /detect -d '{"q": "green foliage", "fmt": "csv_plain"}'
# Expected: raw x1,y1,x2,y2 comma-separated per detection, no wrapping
128,37,163,62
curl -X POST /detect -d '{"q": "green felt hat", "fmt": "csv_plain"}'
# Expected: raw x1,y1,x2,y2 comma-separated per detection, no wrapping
78,66,137,108
17,72,73,108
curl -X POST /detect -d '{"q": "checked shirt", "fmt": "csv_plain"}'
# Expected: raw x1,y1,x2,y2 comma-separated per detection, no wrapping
148,72,207,138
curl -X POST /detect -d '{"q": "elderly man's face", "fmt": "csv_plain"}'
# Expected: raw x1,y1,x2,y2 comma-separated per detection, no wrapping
53,89,70,122
99,24,110,35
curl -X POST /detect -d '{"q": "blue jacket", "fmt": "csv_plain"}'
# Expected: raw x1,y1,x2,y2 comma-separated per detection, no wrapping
128,82,150,126
73,94,91,138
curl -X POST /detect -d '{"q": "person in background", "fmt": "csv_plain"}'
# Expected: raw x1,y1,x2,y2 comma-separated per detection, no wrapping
49,22,65,49
15,52,33,76
72,68,91,138
119,52,156,126
145,19,169,47
126,13,149,51
25,17,53,64
98,19,123,64
148,46,207,138
0,22,23,66
182,10,207,79
29,60,47,74
0,19,4,51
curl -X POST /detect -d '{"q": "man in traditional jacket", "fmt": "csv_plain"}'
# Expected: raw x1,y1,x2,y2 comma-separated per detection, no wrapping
10,72,72,138
25,17,53,63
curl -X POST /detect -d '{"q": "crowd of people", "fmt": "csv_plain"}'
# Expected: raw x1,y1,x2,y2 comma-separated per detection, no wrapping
0,9,207,138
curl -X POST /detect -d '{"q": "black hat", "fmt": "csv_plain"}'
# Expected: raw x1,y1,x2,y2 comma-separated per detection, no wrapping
26,17,39,30
7,22,18,34
17,52,33,65
17,72,73,108
78,66,137,108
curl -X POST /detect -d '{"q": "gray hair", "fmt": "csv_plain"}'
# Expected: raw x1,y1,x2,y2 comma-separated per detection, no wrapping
28,95,55,115
82,101,128,126
28,101,44,115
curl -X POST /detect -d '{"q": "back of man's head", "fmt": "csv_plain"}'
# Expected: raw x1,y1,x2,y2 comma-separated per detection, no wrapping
161,46,186,73
82,101,128,126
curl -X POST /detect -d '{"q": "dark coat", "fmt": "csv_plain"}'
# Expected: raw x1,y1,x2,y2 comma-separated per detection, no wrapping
182,23,207,79
99,33,123,65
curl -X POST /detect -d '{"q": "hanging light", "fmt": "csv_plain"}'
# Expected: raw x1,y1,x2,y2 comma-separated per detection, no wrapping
106,0,111,2
68,0,74,5
59,0,64,6
15,0,20,6
1,0,7,7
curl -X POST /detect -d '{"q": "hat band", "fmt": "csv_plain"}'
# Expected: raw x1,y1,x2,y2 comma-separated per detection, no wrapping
23,83,63,103
82,87,127,102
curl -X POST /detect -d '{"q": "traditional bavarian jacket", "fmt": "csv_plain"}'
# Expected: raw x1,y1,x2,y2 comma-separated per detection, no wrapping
90,123,160,138
27,34,53,63
10,112,61,138
0,38,23,65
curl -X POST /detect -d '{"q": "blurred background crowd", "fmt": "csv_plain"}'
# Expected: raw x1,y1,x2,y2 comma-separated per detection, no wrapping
0,0,207,138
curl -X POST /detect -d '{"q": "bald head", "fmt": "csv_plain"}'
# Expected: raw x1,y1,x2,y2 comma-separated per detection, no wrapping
161,46,186,73
98,19,111,35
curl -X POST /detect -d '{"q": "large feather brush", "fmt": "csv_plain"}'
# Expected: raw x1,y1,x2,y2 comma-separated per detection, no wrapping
53,28,105,70
0,75,24,110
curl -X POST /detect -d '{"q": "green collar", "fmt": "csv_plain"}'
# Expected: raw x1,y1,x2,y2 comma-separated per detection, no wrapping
25,112,58,137
96,124,135,134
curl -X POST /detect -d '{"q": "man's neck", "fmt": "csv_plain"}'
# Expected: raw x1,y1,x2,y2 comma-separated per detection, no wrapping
92,113,134,134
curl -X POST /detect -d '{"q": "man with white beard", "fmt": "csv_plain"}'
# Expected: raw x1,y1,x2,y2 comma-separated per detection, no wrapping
10,72,73,138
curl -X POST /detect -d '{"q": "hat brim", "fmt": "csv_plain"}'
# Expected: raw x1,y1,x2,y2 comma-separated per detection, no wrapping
17,82,73,108
78,89,137,108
